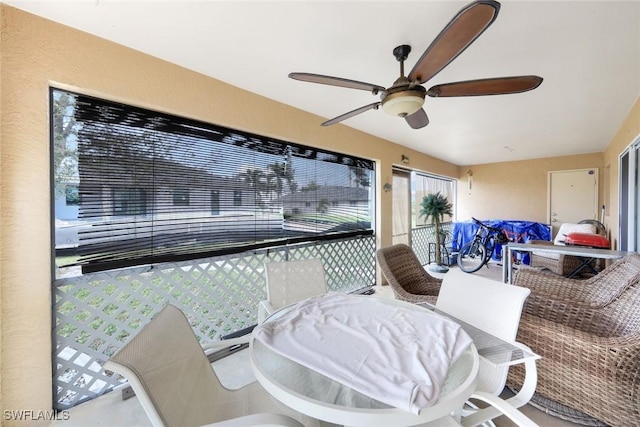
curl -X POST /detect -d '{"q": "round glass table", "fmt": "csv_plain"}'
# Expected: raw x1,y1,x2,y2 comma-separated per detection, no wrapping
250,296,479,427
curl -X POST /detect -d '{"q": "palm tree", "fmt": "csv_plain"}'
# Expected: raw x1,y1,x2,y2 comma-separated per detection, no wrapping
268,161,298,194
349,166,370,188
419,192,453,268
268,162,286,198
237,168,267,205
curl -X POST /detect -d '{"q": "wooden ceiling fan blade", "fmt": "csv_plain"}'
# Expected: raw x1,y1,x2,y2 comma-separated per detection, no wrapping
405,108,429,129
321,102,381,126
427,76,543,97
289,73,385,93
408,0,500,85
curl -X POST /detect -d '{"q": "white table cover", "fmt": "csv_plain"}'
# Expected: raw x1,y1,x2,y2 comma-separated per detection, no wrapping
253,293,472,414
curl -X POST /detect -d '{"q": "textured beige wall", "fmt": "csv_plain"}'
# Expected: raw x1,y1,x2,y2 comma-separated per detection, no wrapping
603,97,640,249
0,5,457,416
456,152,604,224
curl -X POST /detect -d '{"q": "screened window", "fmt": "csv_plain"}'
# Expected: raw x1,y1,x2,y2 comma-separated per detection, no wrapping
51,89,375,275
413,172,456,227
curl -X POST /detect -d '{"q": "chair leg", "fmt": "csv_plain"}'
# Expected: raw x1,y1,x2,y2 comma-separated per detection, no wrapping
461,392,538,427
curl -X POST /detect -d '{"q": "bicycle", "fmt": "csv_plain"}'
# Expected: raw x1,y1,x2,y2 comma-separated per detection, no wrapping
502,228,528,265
457,217,510,273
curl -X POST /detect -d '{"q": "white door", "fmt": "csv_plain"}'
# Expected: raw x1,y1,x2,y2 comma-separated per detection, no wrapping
548,169,598,236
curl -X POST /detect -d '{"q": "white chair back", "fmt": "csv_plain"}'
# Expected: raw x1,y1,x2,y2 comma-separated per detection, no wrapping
105,304,223,427
259,259,327,323
436,269,531,395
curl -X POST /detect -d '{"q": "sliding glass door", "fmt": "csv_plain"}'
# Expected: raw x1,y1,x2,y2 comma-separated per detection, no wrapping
619,137,640,251
392,169,411,246
391,168,456,248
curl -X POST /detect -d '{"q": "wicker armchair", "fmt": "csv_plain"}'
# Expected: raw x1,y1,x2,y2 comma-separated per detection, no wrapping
529,222,599,276
507,277,640,426
376,243,442,304
514,254,640,319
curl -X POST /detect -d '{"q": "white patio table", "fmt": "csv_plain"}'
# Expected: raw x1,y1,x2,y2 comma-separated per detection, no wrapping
250,294,479,427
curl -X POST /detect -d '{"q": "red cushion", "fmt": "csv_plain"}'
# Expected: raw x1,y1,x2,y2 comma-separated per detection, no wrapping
564,232,611,248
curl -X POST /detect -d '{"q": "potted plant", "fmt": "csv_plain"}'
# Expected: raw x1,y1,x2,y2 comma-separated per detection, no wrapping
419,192,453,273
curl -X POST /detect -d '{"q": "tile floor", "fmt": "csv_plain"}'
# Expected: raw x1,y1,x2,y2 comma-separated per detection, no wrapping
44,263,582,427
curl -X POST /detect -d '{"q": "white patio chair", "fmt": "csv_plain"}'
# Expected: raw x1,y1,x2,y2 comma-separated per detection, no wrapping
436,269,539,427
104,304,305,427
258,259,327,323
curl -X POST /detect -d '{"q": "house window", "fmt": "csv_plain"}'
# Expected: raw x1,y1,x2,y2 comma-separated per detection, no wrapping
173,189,190,206
51,88,375,275
113,188,148,216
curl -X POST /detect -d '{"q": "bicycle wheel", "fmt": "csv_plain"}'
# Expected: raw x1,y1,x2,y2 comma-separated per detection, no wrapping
457,240,488,273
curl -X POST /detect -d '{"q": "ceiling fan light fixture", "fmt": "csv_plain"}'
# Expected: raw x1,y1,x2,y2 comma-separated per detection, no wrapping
382,90,425,117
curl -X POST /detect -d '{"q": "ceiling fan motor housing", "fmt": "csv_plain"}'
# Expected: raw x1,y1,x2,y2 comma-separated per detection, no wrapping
381,85,426,117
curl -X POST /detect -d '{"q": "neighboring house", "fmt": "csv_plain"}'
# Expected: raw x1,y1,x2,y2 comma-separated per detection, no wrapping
76,156,256,218
280,186,370,217
54,155,259,249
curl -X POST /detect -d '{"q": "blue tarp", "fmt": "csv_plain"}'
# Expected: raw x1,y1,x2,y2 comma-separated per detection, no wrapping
451,220,552,264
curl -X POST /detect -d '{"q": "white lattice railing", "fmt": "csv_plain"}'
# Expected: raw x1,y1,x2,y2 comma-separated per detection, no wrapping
411,222,454,265
53,235,375,409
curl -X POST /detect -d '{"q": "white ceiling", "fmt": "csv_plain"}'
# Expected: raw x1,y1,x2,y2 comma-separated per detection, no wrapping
5,0,640,166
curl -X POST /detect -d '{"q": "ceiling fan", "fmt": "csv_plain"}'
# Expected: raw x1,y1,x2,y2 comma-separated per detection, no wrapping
289,0,543,130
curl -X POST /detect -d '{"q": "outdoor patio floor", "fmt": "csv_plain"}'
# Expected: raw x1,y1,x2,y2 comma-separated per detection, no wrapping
43,263,581,427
